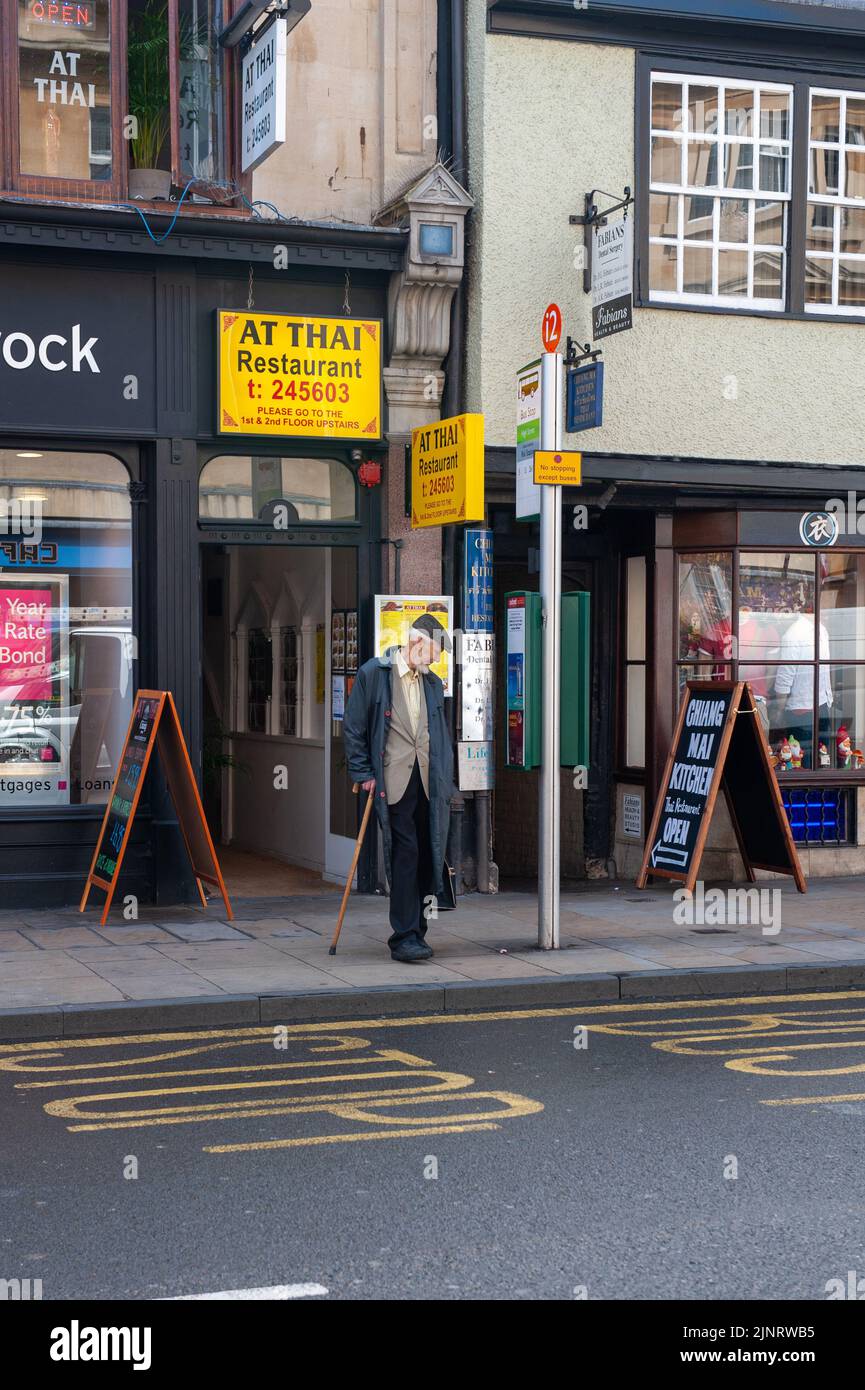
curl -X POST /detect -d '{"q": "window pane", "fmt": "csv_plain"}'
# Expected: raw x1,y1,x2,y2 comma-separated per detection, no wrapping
178,0,227,182
679,553,732,662
725,88,753,137
18,0,112,181
755,200,785,245
811,93,841,144
738,553,816,660
678,663,731,701
649,192,678,238
652,81,682,132
128,0,171,179
840,205,865,252
823,667,865,769
687,139,719,187
753,251,783,299
724,141,753,190
717,248,748,295
649,240,678,293
806,201,835,251
820,553,865,660
846,97,865,146
745,668,816,771
811,146,840,196
759,144,789,194
805,256,834,304
719,197,749,242
838,258,865,306
688,84,718,136
626,556,646,661
0,451,132,809
625,665,645,769
683,245,713,294
199,456,357,522
682,195,713,237
760,90,790,141
651,136,682,183
247,629,271,734
846,150,865,200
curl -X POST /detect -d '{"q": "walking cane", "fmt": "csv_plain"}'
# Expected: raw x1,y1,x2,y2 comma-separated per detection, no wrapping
329,783,375,955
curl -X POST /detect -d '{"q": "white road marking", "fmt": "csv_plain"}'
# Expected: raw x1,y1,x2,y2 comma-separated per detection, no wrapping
166,1283,328,1300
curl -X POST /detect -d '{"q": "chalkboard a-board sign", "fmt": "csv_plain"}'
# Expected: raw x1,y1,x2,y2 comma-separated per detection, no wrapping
636,681,805,895
80,690,232,925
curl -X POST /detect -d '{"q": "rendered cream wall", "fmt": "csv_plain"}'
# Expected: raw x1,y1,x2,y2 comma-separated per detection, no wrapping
253,0,439,225
466,7,865,466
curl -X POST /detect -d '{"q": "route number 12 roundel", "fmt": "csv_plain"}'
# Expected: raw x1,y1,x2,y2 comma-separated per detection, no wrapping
542,303,562,353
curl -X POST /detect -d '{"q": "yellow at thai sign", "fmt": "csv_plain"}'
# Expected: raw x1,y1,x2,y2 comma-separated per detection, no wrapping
411,413,484,528
533,450,582,485
217,310,382,441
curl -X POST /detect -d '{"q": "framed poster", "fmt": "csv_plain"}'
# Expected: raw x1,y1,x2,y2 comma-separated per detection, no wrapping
0,573,70,807
374,594,454,696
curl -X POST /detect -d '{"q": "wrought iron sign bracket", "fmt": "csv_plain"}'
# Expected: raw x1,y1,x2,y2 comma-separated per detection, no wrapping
565,338,603,373
570,186,633,294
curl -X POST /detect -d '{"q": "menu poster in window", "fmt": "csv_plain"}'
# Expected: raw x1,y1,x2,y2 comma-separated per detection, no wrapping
331,611,345,672
0,574,69,807
374,595,453,696
81,690,232,925
637,681,806,895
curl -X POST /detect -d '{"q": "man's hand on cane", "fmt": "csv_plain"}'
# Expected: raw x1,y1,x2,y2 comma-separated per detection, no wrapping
361,778,375,791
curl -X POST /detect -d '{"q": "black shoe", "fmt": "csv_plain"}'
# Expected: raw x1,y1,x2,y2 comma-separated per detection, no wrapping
390,937,430,963
415,939,434,958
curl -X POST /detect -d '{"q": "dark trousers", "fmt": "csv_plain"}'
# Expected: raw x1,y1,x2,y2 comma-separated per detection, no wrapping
387,759,432,947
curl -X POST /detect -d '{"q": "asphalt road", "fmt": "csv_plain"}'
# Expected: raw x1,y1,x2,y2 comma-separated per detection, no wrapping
3,988,865,1301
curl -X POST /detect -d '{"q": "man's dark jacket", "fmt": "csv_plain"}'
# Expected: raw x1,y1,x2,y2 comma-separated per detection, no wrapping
343,647,453,895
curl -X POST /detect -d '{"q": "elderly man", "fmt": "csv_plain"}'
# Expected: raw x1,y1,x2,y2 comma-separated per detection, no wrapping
343,613,453,962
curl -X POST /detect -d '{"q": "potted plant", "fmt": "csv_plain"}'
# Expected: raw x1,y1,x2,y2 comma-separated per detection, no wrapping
127,0,172,200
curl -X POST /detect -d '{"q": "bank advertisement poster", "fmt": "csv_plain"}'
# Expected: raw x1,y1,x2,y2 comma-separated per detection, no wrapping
373,595,454,696
217,311,382,442
0,574,70,807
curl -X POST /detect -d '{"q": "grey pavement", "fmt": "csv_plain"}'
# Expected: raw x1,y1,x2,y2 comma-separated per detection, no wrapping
4,876,865,1038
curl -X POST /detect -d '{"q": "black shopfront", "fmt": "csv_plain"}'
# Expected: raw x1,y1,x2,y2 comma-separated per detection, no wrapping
0,209,400,907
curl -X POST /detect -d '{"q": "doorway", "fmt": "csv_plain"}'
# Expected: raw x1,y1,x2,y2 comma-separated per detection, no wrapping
200,542,360,898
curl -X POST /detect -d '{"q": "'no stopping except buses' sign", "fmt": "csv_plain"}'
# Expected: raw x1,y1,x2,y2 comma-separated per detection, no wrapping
218,310,382,441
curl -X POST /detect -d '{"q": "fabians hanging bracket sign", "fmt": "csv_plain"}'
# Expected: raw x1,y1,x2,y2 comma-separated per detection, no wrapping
217,310,383,441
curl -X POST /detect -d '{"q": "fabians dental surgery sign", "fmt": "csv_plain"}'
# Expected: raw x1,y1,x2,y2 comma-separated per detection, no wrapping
218,311,383,441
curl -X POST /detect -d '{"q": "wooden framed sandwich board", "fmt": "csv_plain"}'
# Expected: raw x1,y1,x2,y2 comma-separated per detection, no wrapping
80,689,232,925
636,680,806,896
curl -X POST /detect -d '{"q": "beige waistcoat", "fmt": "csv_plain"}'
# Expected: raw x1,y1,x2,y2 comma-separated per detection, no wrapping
384,665,430,804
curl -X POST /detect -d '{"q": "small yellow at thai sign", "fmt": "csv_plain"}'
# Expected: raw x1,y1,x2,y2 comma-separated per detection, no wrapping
533,450,582,485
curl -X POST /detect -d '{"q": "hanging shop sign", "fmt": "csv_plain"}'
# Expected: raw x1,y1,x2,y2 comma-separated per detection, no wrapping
463,527,493,632
458,740,494,792
0,574,69,807
410,413,484,529
636,681,806,896
591,216,633,340
217,310,383,441
566,362,604,433
374,595,453,696
461,631,494,742
80,690,233,925
241,16,288,173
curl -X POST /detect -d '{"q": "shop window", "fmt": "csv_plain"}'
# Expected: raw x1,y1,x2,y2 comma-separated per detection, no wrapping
780,787,853,846
199,456,358,524
0,448,133,811
648,74,792,308
806,90,865,313
246,626,271,734
9,0,233,203
279,625,299,736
